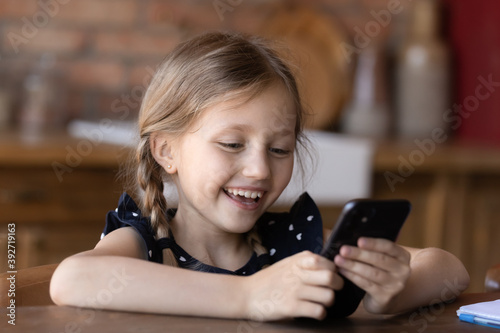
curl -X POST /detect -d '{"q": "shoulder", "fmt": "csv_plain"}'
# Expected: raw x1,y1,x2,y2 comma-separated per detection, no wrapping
258,192,324,263
95,227,149,260
103,193,162,263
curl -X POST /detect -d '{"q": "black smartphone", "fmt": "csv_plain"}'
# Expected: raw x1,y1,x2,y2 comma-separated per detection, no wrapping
321,199,411,260
320,199,412,318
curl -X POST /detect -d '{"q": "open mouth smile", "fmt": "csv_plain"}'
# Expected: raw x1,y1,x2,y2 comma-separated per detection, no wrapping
223,187,264,207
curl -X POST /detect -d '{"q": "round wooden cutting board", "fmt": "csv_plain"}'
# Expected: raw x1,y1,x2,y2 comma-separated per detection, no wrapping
260,4,351,130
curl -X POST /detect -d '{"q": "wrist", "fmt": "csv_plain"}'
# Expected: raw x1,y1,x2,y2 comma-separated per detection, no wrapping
363,293,401,315
233,275,253,320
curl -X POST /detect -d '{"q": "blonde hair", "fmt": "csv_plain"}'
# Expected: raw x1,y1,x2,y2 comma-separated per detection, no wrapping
130,31,309,266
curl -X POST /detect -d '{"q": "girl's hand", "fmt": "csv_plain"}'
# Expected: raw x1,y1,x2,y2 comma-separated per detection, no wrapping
243,251,343,321
334,237,411,314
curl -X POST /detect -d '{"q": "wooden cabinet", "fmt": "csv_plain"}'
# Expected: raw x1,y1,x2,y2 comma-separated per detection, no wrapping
370,142,500,292
1,133,500,292
0,132,126,271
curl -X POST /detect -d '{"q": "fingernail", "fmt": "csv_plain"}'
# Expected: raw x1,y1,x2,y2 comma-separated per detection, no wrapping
358,237,368,247
341,245,351,256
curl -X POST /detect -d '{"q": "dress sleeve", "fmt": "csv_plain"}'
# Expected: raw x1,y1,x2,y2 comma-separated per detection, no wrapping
258,192,324,264
103,193,162,263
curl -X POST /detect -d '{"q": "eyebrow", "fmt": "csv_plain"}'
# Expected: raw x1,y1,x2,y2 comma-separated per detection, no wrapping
216,123,295,137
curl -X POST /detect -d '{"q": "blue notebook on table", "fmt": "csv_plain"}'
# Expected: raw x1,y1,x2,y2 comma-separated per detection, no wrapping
457,299,500,329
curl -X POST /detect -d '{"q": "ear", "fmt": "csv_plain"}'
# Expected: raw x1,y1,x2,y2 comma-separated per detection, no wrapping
150,133,177,174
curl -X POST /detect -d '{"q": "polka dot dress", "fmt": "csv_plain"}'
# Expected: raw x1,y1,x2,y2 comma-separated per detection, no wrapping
103,192,324,273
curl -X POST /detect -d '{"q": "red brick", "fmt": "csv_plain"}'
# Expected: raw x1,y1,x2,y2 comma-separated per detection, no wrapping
145,0,222,32
360,0,407,12
52,0,138,26
0,57,33,81
0,57,33,114
0,0,38,18
98,93,140,121
143,0,182,28
224,4,270,34
2,24,87,55
64,89,87,119
128,62,160,88
63,59,126,91
94,30,180,58
0,0,408,125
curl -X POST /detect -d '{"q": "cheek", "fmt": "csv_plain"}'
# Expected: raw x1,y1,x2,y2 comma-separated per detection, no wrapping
196,151,233,197
204,169,231,197
179,165,230,208
274,158,294,188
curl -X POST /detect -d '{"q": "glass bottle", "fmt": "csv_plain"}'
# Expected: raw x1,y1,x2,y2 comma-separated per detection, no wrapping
19,53,60,142
396,0,450,140
341,41,390,139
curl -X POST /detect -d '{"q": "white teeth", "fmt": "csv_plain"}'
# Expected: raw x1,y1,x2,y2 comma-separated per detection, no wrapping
225,188,263,199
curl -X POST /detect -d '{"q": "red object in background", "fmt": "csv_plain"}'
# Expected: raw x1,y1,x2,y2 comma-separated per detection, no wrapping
444,0,500,146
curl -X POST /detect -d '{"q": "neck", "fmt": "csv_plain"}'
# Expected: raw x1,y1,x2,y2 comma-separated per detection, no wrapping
169,210,253,271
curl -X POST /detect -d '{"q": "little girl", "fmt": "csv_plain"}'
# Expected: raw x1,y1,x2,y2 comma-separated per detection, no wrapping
51,31,469,321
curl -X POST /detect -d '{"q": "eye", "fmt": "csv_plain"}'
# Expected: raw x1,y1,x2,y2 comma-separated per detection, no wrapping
269,147,291,156
218,142,244,150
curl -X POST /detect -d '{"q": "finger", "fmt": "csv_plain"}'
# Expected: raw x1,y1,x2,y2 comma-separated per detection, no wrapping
339,266,406,299
335,255,393,286
297,285,335,307
294,301,328,320
338,245,407,273
335,249,411,288
297,253,344,290
337,267,387,296
357,238,411,264
335,252,410,296
300,269,345,290
298,252,337,271
338,266,376,290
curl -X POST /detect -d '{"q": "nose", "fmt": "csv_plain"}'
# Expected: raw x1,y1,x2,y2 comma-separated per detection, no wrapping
241,148,271,180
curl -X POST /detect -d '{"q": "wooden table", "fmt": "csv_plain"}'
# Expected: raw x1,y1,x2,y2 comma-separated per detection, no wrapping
2,293,499,332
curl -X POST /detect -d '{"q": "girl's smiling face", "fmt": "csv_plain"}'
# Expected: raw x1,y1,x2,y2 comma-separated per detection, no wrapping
165,84,297,235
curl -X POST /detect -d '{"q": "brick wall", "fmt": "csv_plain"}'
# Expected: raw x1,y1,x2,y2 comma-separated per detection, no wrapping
0,0,410,128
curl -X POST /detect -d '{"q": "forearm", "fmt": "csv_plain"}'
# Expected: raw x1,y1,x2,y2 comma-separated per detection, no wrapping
50,254,248,319
378,247,470,314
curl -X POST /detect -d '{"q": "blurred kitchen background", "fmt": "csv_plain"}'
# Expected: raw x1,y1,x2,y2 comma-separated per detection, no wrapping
1,0,500,293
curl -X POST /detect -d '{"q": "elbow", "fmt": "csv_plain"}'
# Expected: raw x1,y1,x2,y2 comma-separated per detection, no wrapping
50,257,84,306
440,247,470,293
458,264,471,294
423,247,470,295
457,258,471,292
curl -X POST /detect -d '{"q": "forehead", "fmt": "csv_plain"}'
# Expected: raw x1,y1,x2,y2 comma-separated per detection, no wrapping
195,85,297,135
